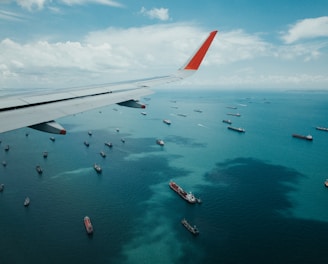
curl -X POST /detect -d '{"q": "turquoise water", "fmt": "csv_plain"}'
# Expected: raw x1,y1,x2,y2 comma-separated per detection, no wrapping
0,89,328,263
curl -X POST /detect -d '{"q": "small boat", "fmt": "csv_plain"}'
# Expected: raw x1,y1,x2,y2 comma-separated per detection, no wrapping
227,126,245,133
177,114,187,117
292,134,313,141
226,106,237,109
121,138,125,143
4,145,9,151
181,219,199,236
116,128,120,132
24,197,30,207
325,179,328,188
141,112,147,116
0,184,4,192
50,137,55,142
156,139,165,146
36,165,43,174
84,141,90,147
94,164,102,173
43,151,48,158
100,151,106,158
84,216,93,235
194,109,203,113
2,161,7,167
222,119,232,124
105,142,113,148
163,119,171,125
88,131,92,136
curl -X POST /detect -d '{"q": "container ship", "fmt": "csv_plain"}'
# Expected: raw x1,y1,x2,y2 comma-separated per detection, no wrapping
169,181,201,204
84,216,93,235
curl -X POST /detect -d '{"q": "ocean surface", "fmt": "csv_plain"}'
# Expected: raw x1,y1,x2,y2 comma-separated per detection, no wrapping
1,88,328,264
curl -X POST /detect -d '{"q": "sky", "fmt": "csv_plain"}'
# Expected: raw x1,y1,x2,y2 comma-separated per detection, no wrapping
1,0,328,91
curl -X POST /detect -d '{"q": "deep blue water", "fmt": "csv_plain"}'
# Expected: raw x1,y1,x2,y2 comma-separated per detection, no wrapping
1,89,328,263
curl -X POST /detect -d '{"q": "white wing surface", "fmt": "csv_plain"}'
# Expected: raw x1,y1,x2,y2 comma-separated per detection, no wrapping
0,31,217,134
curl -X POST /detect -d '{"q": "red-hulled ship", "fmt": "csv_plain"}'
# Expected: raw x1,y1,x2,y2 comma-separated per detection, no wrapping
169,181,200,204
84,216,93,235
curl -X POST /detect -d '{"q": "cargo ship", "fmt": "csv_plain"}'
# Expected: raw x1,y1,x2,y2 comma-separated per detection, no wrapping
181,219,199,236
36,165,43,174
94,164,102,173
292,134,313,141
169,181,201,204
24,197,30,207
227,113,241,117
227,126,245,133
156,139,165,146
222,119,232,124
316,127,328,132
325,179,328,188
84,216,93,235
163,119,171,125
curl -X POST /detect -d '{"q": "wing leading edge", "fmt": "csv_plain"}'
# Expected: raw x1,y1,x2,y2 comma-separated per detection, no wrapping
0,30,218,134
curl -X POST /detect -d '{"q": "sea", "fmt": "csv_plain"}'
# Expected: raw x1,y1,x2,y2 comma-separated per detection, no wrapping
1,88,328,264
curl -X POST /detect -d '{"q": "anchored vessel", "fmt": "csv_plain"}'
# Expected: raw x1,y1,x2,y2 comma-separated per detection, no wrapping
181,219,199,236
325,179,328,188
163,119,171,125
105,142,113,148
228,126,245,133
227,113,241,117
24,197,30,207
94,164,102,173
292,134,313,141
36,165,43,174
84,216,93,235
156,139,165,146
222,119,232,124
316,127,328,132
169,181,201,204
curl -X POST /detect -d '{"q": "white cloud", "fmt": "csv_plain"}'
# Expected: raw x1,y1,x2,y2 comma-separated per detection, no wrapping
282,16,328,44
8,0,123,11
15,0,48,11
139,7,170,21
60,0,123,8
0,9,26,21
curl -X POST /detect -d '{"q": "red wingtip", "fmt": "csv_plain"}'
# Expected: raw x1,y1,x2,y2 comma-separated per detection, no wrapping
60,130,67,135
184,30,218,70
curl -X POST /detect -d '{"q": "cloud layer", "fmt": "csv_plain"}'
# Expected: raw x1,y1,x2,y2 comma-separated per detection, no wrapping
1,18,328,90
282,16,328,44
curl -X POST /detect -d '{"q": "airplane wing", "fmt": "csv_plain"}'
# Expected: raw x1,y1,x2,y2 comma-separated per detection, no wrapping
0,30,217,135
